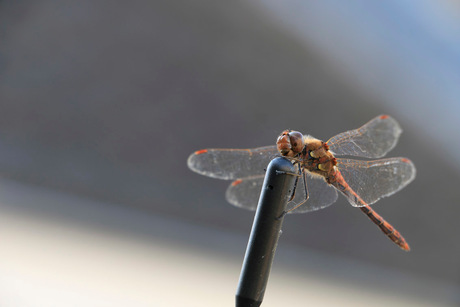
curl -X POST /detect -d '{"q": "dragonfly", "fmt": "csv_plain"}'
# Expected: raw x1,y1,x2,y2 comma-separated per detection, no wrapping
187,115,416,251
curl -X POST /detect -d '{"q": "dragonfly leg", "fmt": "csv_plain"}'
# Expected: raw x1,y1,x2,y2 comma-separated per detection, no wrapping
274,161,302,201
287,163,302,201
278,168,309,218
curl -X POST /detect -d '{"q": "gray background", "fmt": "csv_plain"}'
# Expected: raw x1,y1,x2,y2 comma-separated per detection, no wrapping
1,0,459,305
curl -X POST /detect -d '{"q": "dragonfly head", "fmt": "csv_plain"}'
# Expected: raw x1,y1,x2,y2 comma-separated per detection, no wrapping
277,130,304,157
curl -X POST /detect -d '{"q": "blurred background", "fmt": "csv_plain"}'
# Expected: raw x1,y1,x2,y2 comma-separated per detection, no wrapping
1,0,460,306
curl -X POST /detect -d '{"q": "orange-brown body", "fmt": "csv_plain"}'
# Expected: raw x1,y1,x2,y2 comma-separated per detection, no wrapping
302,136,337,176
277,130,410,251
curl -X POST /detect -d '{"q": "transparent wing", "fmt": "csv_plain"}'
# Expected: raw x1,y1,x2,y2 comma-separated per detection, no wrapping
287,172,338,213
225,171,338,214
336,157,416,206
187,146,278,180
225,176,265,211
327,115,402,158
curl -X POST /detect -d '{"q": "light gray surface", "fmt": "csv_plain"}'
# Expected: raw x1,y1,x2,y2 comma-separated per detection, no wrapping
0,178,457,306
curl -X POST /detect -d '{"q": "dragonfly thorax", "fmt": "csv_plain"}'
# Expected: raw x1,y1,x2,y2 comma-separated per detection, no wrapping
302,136,337,175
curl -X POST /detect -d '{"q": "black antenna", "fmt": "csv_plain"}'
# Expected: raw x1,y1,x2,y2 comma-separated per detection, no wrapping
236,157,297,307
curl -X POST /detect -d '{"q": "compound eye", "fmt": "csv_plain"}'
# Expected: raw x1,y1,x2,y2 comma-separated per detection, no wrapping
276,130,292,156
288,131,304,154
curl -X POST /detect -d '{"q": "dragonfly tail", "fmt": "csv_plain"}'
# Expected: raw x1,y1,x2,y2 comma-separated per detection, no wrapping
359,205,410,251
329,170,410,251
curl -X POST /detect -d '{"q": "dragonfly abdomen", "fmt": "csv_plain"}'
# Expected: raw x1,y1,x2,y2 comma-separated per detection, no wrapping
359,205,410,251
328,170,410,251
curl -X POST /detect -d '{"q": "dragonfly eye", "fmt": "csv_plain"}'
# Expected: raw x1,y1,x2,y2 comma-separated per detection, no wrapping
277,130,292,156
288,131,304,154
277,130,304,157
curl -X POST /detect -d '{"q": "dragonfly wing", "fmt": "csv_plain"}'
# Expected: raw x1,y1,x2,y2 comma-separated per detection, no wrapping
336,157,416,206
287,172,338,213
225,171,338,214
225,176,265,211
187,146,278,180
327,115,402,158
